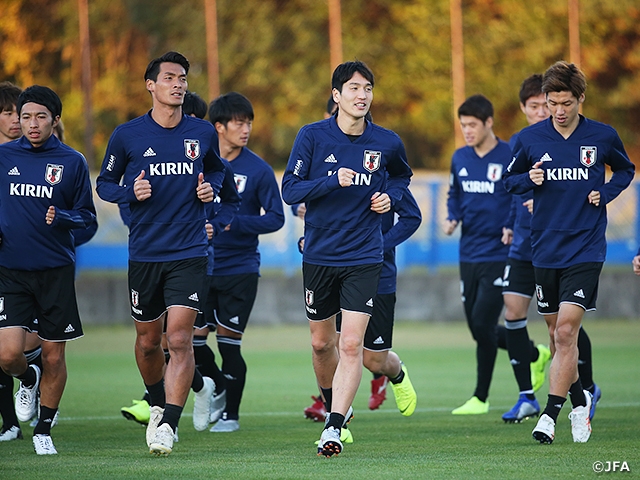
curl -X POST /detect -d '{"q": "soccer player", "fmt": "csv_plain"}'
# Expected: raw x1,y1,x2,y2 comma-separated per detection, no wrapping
96,51,236,456
282,60,413,457
205,92,284,433
504,61,634,444
0,85,97,455
444,94,512,415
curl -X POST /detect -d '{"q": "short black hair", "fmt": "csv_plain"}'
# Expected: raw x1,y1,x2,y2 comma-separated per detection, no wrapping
17,85,62,118
457,94,493,123
208,92,254,126
183,91,208,119
331,61,375,92
144,51,190,82
519,74,543,105
0,81,22,113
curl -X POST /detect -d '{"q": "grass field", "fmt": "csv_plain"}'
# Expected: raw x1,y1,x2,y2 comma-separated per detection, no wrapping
1,319,639,479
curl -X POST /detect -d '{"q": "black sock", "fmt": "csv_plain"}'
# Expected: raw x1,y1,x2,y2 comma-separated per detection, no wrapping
320,387,332,412
473,342,498,403
191,367,204,393
496,324,507,350
217,335,246,420
33,405,57,436
543,395,566,423
326,412,345,430
16,364,37,388
163,349,170,364
569,379,586,408
0,368,18,429
161,403,182,432
505,319,534,392
530,342,539,362
145,379,165,408
577,327,594,390
24,347,42,371
142,391,151,403
193,338,226,393
389,367,404,384
373,373,383,380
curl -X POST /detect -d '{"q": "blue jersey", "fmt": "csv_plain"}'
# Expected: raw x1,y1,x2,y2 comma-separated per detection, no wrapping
506,132,533,262
378,188,422,295
504,116,634,268
281,117,412,267
211,148,284,276
446,139,512,263
0,135,97,270
96,112,227,262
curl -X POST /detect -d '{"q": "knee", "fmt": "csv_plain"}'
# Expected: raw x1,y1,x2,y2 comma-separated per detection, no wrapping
554,323,578,349
311,334,336,356
338,334,362,359
363,353,385,374
42,349,65,372
165,330,193,355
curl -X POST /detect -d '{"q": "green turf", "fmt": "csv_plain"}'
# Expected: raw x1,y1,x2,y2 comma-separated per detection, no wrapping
1,320,638,479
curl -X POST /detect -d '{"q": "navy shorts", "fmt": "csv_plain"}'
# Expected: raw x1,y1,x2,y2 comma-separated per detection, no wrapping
364,292,396,351
534,262,603,314
0,264,83,342
128,257,208,322
502,258,535,298
208,273,259,334
302,262,382,321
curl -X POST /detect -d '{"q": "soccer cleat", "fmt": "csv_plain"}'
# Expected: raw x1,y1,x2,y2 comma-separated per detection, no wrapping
304,395,326,422
15,364,41,422
569,390,592,443
149,423,174,456
33,434,58,455
452,396,489,415
369,376,389,410
317,426,342,457
193,376,215,431
0,425,23,442
146,405,164,447
391,364,417,416
589,383,601,420
121,399,150,425
210,413,239,433
532,413,555,444
530,344,551,392
502,394,540,423
340,427,354,444
209,389,226,424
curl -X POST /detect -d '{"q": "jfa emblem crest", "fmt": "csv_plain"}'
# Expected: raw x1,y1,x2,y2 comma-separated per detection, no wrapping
184,139,200,160
536,285,544,301
363,150,381,173
131,289,139,307
580,146,597,167
487,163,503,182
0,296,4,313
234,174,247,194
45,164,64,185
305,289,314,306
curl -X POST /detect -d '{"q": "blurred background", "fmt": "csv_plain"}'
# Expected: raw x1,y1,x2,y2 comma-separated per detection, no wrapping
2,0,640,322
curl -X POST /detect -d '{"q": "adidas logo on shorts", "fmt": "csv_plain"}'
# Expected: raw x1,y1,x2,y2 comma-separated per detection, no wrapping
229,316,240,324
143,147,157,157
373,336,384,345
188,293,199,302
64,324,75,333
573,289,585,298
366,298,374,307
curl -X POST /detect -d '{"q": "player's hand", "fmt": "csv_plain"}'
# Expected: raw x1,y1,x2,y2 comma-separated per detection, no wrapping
205,222,214,240
442,219,458,235
298,236,305,253
337,167,356,187
197,172,214,203
523,198,534,214
296,203,306,219
501,227,513,245
370,192,391,214
45,205,56,225
588,190,601,206
632,255,640,276
224,224,231,231
134,170,152,201
529,161,544,186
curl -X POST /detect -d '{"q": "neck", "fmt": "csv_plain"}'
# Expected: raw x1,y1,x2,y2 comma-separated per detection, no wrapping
336,111,366,136
553,115,580,139
151,103,183,128
220,141,242,161
473,133,498,158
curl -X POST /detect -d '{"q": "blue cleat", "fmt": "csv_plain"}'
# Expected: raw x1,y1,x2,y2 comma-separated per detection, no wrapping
589,383,601,420
502,394,540,423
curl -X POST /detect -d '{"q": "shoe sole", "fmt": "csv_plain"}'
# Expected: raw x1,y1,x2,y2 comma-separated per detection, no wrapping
149,444,172,456
121,410,149,426
503,412,540,424
318,441,342,457
532,431,554,444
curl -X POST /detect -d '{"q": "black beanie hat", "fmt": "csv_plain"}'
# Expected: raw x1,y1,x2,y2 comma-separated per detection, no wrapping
17,85,62,118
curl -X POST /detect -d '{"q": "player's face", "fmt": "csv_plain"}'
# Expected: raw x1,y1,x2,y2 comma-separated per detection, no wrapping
546,90,584,130
459,115,493,148
217,117,252,149
0,106,21,143
333,72,373,121
147,62,187,108
521,93,549,126
20,102,58,148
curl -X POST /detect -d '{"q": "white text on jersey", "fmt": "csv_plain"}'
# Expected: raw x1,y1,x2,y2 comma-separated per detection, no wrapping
10,183,53,199
461,180,494,194
148,162,194,176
